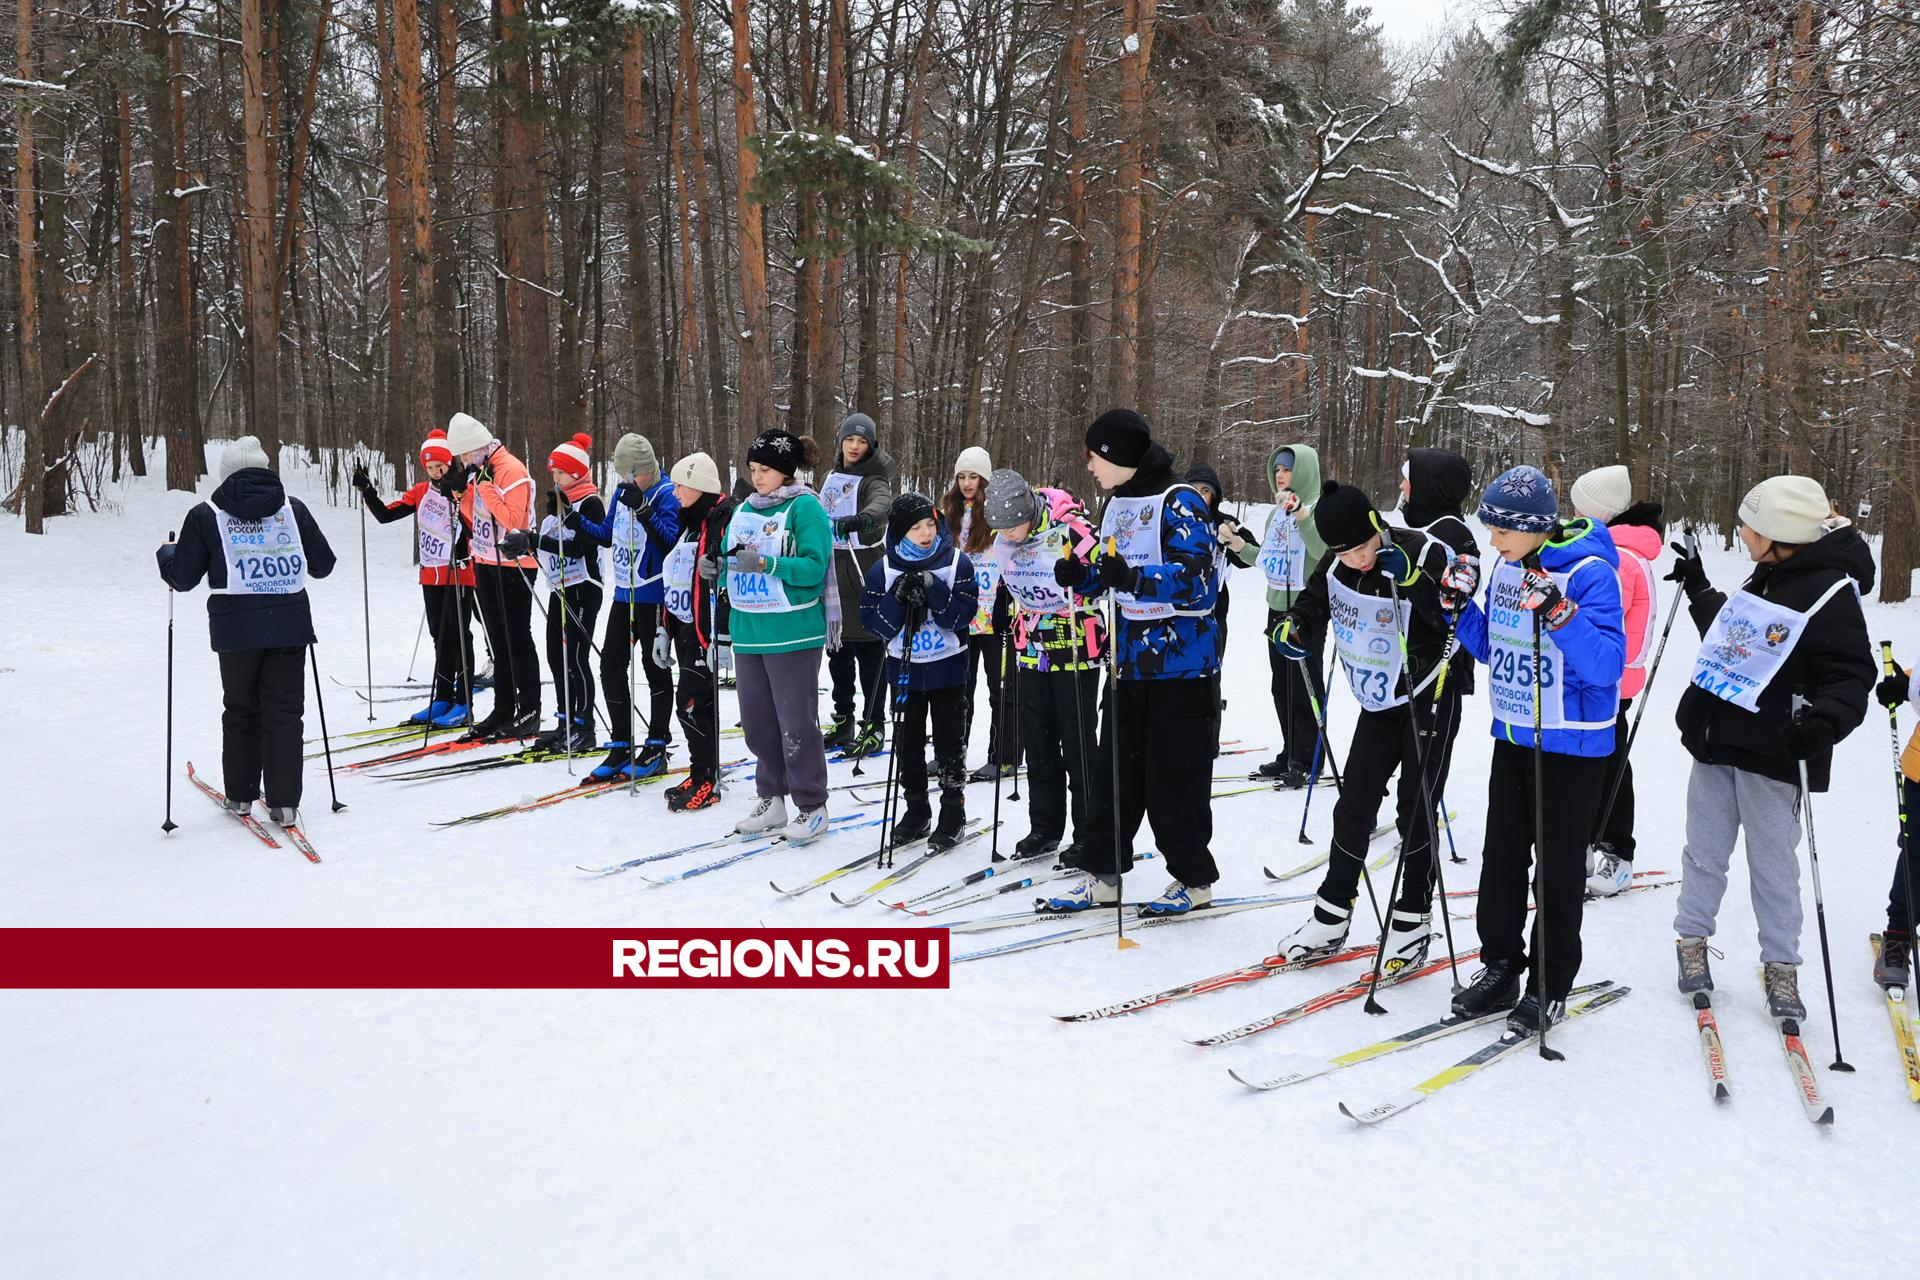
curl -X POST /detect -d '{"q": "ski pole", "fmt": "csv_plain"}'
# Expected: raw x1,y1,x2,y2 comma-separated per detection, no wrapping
990,630,1008,861
405,607,427,683
162,531,179,834
1589,529,1694,849
1105,584,1134,950
1006,636,1022,802
308,645,347,812
1791,693,1853,1072
1529,595,1561,1062
875,602,919,870
624,511,639,796
1877,641,1913,954
359,462,375,720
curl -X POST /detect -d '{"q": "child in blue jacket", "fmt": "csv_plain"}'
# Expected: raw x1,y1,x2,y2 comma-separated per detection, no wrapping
860,493,981,851
1444,465,1625,1034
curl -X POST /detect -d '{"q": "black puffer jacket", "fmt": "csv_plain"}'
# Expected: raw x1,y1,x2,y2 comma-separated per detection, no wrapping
156,468,338,653
1675,525,1876,791
827,447,896,644
1291,524,1454,702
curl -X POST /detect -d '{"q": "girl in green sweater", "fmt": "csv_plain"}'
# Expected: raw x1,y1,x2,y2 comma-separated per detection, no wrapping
725,429,836,843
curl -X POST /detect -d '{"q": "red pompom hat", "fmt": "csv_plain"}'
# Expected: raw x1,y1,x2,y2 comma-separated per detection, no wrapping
548,432,593,479
419,428,453,466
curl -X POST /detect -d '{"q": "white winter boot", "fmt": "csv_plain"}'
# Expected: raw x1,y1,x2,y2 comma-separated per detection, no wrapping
734,794,789,836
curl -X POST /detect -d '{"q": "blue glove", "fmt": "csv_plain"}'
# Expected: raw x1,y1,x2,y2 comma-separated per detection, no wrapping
1375,543,1416,586
1271,614,1310,661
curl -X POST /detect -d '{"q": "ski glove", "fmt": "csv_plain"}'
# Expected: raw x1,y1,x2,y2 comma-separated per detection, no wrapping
616,483,650,513
545,490,562,520
697,555,721,582
651,626,673,670
1664,540,1708,594
1279,490,1303,515
1271,614,1310,661
1052,556,1086,588
832,514,866,537
1517,566,1577,631
730,547,768,576
1216,519,1248,553
351,463,376,497
1877,670,1913,709
1375,543,1417,587
714,642,735,675
895,571,928,609
500,530,533,559
1785,708,1836,759
1096,554,1140,594
1439,555,1480,610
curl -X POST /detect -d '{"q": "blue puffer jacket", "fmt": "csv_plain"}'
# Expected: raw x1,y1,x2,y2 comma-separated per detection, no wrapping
1454,517,1626,757
859,525,980,695
571,476,680,604
1067,450,1221,681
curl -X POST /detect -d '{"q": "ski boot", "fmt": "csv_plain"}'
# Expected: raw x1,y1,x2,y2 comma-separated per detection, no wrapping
430,702,472,728
822,714,856,751
1877,931,1913,990
1507,992,1565,1036
410,700,451,725
782,804,829,844
889,798,933,847
226,797,254,817
1381,909,1434,975
1141,880,1212,915
734,795,788,836
485,710,541,743
968,761,1017,783
266,805,299,827
1451,958,1522,1017
1010,832,1061,862
1045,874,1120,912
846,720,885,758
590,743,633,782
626,737,669,779
929,800,967,852
1763,962,1807,1022
665,774,720,812
1585,843,1633,897
1675,936,1717,995
1275,896,1353,961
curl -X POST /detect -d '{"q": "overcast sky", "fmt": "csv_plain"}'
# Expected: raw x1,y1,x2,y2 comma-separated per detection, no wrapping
1364,0,1494,45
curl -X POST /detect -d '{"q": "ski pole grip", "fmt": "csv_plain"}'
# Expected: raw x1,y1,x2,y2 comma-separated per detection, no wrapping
1881,640,1898,677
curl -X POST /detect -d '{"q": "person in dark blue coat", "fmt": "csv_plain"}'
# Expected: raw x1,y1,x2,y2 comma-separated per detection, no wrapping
859,493,979,851
155,436,338,822
1445,465,1625,1034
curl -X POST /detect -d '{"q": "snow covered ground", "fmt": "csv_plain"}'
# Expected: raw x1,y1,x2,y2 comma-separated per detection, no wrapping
4,446,1915,1276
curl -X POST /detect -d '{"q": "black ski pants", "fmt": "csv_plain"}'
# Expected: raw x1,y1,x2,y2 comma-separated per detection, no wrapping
1080,676,1220,889
670,618,720,783
1266,607,1323,771
894,684,967,810
475,563,540,721
544,581,601,728
603,600,674,746
1594,696,1637,860
830,639,884,725
1019,663,1103,845
220,645,306,808
422,582,474,707
1477,740,1607,999
1320,684,1463,915
965,632,1019,766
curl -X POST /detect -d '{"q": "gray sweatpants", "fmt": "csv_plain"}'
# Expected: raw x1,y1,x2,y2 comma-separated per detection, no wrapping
1672,761,1805,964
736,647,830,810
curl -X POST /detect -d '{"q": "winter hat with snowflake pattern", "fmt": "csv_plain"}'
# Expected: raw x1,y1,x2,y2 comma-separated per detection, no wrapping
1476,464,1558,533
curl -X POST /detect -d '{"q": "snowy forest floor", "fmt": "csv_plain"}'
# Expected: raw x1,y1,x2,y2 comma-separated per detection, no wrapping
4,446,1915,1275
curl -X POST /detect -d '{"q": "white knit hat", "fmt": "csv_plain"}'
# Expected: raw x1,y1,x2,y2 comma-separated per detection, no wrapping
218,435,270,479
1569,464,1632,523
445,411,493,457
671,451,723,495
954,446,993,480
1739,475,1833,546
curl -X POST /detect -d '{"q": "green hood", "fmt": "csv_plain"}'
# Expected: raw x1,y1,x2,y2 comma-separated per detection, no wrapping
1257,442,1326,608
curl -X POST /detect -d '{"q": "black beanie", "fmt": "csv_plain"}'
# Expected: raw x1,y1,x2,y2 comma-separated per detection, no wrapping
747,429,807,477
1311,480,1383,553
1085,408,1153,468
886,492,937,546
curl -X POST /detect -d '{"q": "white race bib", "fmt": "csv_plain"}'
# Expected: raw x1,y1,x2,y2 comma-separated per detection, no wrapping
215,503,308,595
819,472,862,550
1328,573,1407,712
663,539,698,625
1101,489,1218,622
1484,557,1612,731
536,514,590,589
416,489,455,568
468,477,532,563
727,504,798,612
1689,578,1853,712
1259,510,1307,591
970,554,1004,635
995,523,1076,616
883,559,965,662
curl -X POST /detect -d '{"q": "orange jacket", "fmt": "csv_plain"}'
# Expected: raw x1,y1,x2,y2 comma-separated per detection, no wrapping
460,444,537,569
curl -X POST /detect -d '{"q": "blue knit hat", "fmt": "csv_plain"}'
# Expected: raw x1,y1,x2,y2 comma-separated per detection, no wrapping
1477,465,1558,532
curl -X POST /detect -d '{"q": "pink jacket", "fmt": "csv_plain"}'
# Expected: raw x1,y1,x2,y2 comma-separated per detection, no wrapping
1609,521,1663,699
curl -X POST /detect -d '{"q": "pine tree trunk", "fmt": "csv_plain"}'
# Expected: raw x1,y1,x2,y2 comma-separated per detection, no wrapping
240,0,282,464
15,0,46,531
730,0,772,467
1109,0,1156,407
500,0,556,449
114,1,146,477
430,0,461,425
142,0,198,489
391,0,435,462
811,0,850,432
622,23,665,437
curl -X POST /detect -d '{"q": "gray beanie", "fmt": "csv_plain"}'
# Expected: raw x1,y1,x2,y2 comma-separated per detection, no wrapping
219,435,271,480
982,468,1040,531
613,432,659,480
836,412,879,448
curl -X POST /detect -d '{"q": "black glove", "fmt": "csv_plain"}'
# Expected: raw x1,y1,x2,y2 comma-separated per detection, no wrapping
833,514,867,537
545,490,561,520
1096,553,1140,594
895,571,928,609
1052,556,1085,588
616,483,649,513
562,511,584,533
1785,708,1836,759
1664,539,1707,593
1876,672,1909,710
351,462,373,492
155,543,177,574
500,529,533,559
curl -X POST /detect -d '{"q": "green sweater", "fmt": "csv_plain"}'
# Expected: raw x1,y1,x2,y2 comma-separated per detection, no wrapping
727,490,833,654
